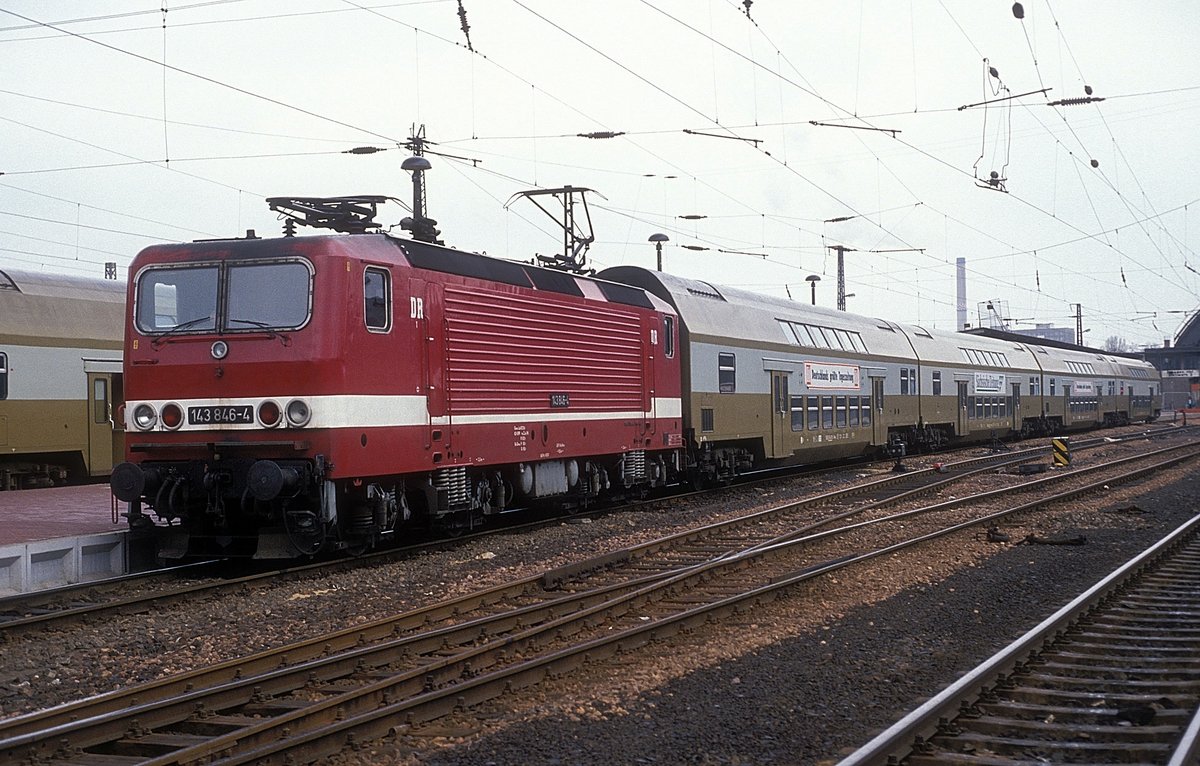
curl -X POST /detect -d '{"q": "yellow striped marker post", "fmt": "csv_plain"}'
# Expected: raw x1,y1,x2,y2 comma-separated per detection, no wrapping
1052,436,1071,466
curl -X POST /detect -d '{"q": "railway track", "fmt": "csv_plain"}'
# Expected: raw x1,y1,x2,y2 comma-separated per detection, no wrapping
838,512,1200,766
0,426,1180,634
1,435,1196,764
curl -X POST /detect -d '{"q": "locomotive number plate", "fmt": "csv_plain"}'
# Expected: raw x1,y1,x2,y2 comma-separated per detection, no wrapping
549,393,570,408
188,405,254,425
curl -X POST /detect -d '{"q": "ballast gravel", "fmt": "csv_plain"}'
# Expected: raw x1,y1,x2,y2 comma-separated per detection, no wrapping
0,428,1196,766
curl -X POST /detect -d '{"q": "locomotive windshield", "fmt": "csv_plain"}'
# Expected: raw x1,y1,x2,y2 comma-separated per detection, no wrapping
227,262,310,329
135,260,312,335
136,265,218,332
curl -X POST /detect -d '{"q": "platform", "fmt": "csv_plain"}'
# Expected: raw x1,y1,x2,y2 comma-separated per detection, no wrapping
0,484,130,594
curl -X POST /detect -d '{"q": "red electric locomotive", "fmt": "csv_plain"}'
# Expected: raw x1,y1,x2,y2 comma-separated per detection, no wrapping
110,202,683,558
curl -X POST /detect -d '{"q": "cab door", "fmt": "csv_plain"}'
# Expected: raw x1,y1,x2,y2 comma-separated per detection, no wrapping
409,278,445,424
770,371,789,457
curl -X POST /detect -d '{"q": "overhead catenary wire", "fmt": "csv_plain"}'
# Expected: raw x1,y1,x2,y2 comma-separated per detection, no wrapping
1,2,1193,346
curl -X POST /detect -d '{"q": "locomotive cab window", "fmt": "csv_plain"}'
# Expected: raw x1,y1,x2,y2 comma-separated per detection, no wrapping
227,262,311,331
663,316,675,358
364,267,392,332
718,353,736,393
135,260,312,334
0,352,7,400
136,265,218,332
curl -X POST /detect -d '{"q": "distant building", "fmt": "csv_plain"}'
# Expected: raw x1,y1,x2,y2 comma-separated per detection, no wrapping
1141,309,1200,410
1011,323,1075,344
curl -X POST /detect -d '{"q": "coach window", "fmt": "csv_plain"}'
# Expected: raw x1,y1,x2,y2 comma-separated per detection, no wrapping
821,396,834,428
932,371,942,396
663,316,675,358
701,407,714,433
1050,378,1056,396
790,396,804,431
849,396,860,426
836,396,848,428
0,352,7,400
718,353,736,393
93,378,108,424
807,396,819,430
364,267,391,332
899,368,910,396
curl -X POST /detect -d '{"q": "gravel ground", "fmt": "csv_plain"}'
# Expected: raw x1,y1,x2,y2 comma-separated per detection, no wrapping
1,428,1195,766
336,447,1200,765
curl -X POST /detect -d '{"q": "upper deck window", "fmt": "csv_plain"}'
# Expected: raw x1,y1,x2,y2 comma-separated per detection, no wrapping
718,352,736,393
135,260,312,335
777,320,868,353
0,352,7,400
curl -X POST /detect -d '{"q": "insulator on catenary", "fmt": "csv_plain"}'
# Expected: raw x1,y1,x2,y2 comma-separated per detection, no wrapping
1012,3,1025,19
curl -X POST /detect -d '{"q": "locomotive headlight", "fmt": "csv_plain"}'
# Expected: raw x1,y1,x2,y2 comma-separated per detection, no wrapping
132,403,157,431
160,402,183,430
285,399,311,427
258,400,282,428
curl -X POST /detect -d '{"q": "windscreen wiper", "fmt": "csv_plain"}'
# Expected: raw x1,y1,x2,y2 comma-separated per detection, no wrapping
228,317,292,346
151,316,214,348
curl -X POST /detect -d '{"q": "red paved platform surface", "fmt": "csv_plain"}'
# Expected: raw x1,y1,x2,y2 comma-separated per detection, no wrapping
0,484,126,546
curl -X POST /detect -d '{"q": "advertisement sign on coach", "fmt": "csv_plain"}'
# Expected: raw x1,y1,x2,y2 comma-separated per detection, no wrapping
805,361,860,390
974,372,1006,393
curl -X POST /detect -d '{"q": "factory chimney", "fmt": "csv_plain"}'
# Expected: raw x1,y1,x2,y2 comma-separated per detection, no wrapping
956,257,967,329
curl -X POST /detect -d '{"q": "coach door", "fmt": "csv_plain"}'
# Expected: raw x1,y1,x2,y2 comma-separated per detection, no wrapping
871,377,887,446
770,371,789,457
84,360,123,477
1011,382,1021,431
956,381,969,436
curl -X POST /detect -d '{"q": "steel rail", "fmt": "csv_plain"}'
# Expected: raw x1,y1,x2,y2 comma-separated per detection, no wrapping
189,447,1200,766
0,426,1174,634
0,441,1055,747
837,513,1200,766
5,443,1194,765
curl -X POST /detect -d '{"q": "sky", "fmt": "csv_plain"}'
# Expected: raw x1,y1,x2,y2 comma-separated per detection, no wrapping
3,1,1199,350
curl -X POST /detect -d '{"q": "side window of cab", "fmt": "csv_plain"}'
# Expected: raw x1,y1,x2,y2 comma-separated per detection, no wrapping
364,267,391,332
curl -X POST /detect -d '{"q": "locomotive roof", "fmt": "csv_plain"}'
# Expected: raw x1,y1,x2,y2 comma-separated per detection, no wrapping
0,268,125,347
392,236,676,315
134,234,676,315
